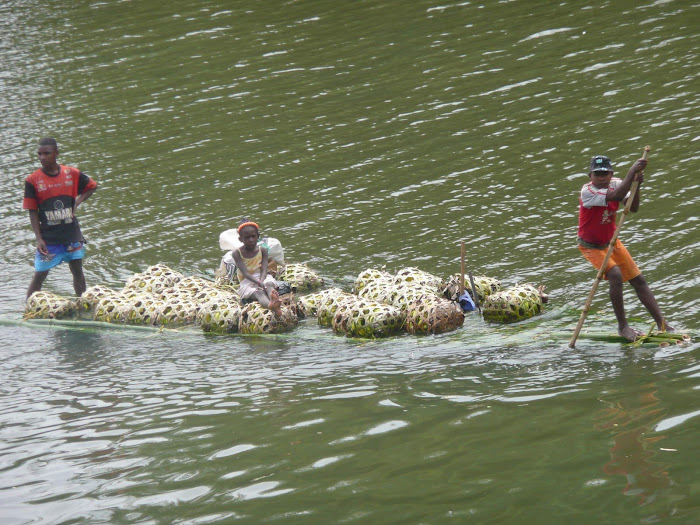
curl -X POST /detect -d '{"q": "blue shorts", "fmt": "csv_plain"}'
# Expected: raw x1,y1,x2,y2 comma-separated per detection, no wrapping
34,242,85,272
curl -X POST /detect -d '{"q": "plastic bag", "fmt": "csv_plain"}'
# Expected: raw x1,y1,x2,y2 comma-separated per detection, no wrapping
264,237,285,266
458,290,476,312
219,229,241,251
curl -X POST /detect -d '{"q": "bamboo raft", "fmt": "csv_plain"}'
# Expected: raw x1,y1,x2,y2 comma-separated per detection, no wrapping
20,263,691,346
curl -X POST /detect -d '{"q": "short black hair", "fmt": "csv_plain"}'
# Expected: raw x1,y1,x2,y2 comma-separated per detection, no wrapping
38,137,58,149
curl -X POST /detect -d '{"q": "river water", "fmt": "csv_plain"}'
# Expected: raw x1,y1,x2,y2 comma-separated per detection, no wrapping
1,0,698,523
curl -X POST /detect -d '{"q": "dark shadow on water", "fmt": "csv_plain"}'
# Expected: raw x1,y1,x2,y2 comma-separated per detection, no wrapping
53,329,111,371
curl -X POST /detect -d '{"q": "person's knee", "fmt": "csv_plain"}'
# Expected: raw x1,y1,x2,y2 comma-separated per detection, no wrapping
629,274,647,290
32,270,49,282
68,259,84,277
607,266,622,285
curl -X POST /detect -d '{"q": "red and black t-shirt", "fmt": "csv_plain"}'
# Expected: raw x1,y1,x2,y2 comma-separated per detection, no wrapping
23,165,98,244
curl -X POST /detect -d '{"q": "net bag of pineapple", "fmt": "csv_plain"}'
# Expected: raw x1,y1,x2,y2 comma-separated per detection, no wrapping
356,279,397,305
405,294,465,334
155,295,201,326
331,297,404,338
316,292,357,327
173,276,218,295
297,288,346,318
482,285,544,324
393,267,445,294
239,302,298,334
93,294,133,323
76,285,119,313
123,265,184,295
352,268,394,294
390,282,440,313
142,264,185,282
468,275,501,304
124,295,162,325
196,295,242,333
25,291,78,320
277,263,323,292
278,292,297,314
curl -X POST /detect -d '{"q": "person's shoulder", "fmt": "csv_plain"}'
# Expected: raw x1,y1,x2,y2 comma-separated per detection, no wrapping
26,168,43,182
580,180,601,193
62,165,81,175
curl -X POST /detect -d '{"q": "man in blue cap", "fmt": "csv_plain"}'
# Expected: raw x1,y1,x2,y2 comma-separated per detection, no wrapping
576,154,674,340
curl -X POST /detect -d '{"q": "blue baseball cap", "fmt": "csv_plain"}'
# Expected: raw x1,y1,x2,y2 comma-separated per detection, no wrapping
590,155,613,172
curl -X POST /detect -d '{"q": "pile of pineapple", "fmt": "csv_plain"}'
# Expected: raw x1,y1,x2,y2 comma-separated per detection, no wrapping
25,261,547,338
298,267,468,338
25,264,299,335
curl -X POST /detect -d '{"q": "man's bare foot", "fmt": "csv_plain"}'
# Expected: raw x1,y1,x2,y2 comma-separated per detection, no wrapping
619,325,644,341
658,320,675,333
269,289,283,318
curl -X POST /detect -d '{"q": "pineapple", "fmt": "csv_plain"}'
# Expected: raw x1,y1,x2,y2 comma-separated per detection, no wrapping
331,298,404,338
76,285,119,312
405,294,465,334
25,291,78,319
196,296,242,333
277,263,323,292
297,288,346,318
353,268,393,294
393,267,445,294
482,285,544,323
239,302,298,334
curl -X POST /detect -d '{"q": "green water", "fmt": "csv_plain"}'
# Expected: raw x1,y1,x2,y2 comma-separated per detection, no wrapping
1,0,698,523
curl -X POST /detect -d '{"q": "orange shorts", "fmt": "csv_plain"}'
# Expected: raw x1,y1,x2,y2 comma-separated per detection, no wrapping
578,239,641,282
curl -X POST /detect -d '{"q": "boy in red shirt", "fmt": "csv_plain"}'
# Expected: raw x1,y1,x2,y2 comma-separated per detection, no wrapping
577,154,673,340
23,138,98,300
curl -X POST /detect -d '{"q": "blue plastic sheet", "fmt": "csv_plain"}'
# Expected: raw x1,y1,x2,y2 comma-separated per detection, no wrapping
458,291,476,312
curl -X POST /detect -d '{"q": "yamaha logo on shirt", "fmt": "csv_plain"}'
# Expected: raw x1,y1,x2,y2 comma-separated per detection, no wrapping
45,200,74,223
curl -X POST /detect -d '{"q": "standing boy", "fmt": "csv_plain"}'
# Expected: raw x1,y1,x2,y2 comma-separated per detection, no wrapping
23,138,98,300
577,154,673,340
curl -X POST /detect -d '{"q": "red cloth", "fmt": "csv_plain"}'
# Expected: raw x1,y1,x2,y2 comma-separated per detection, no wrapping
577,179,621,246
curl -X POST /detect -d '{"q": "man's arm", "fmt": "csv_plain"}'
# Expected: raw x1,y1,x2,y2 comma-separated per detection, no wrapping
29,210,48,255
73,186,97,216
625,171,643,213
607,158,647,202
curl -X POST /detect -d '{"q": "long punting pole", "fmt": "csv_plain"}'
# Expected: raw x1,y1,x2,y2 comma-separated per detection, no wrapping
569,146,650,349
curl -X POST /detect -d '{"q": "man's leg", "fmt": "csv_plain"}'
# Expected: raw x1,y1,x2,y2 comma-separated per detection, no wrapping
608,266,641,341
27,270,49,300
628,274,674,332
68,259,87,296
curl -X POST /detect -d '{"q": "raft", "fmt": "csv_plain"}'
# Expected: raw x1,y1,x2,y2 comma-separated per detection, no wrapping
24,262,551,339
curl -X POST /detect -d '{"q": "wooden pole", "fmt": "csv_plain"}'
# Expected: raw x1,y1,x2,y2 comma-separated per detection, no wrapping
459,241,466,296
468,271,480,313
569,146,650,348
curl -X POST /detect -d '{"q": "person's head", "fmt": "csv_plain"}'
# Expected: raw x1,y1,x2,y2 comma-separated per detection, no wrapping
588,155,613,188
38,137,59,170
237,218,260,249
